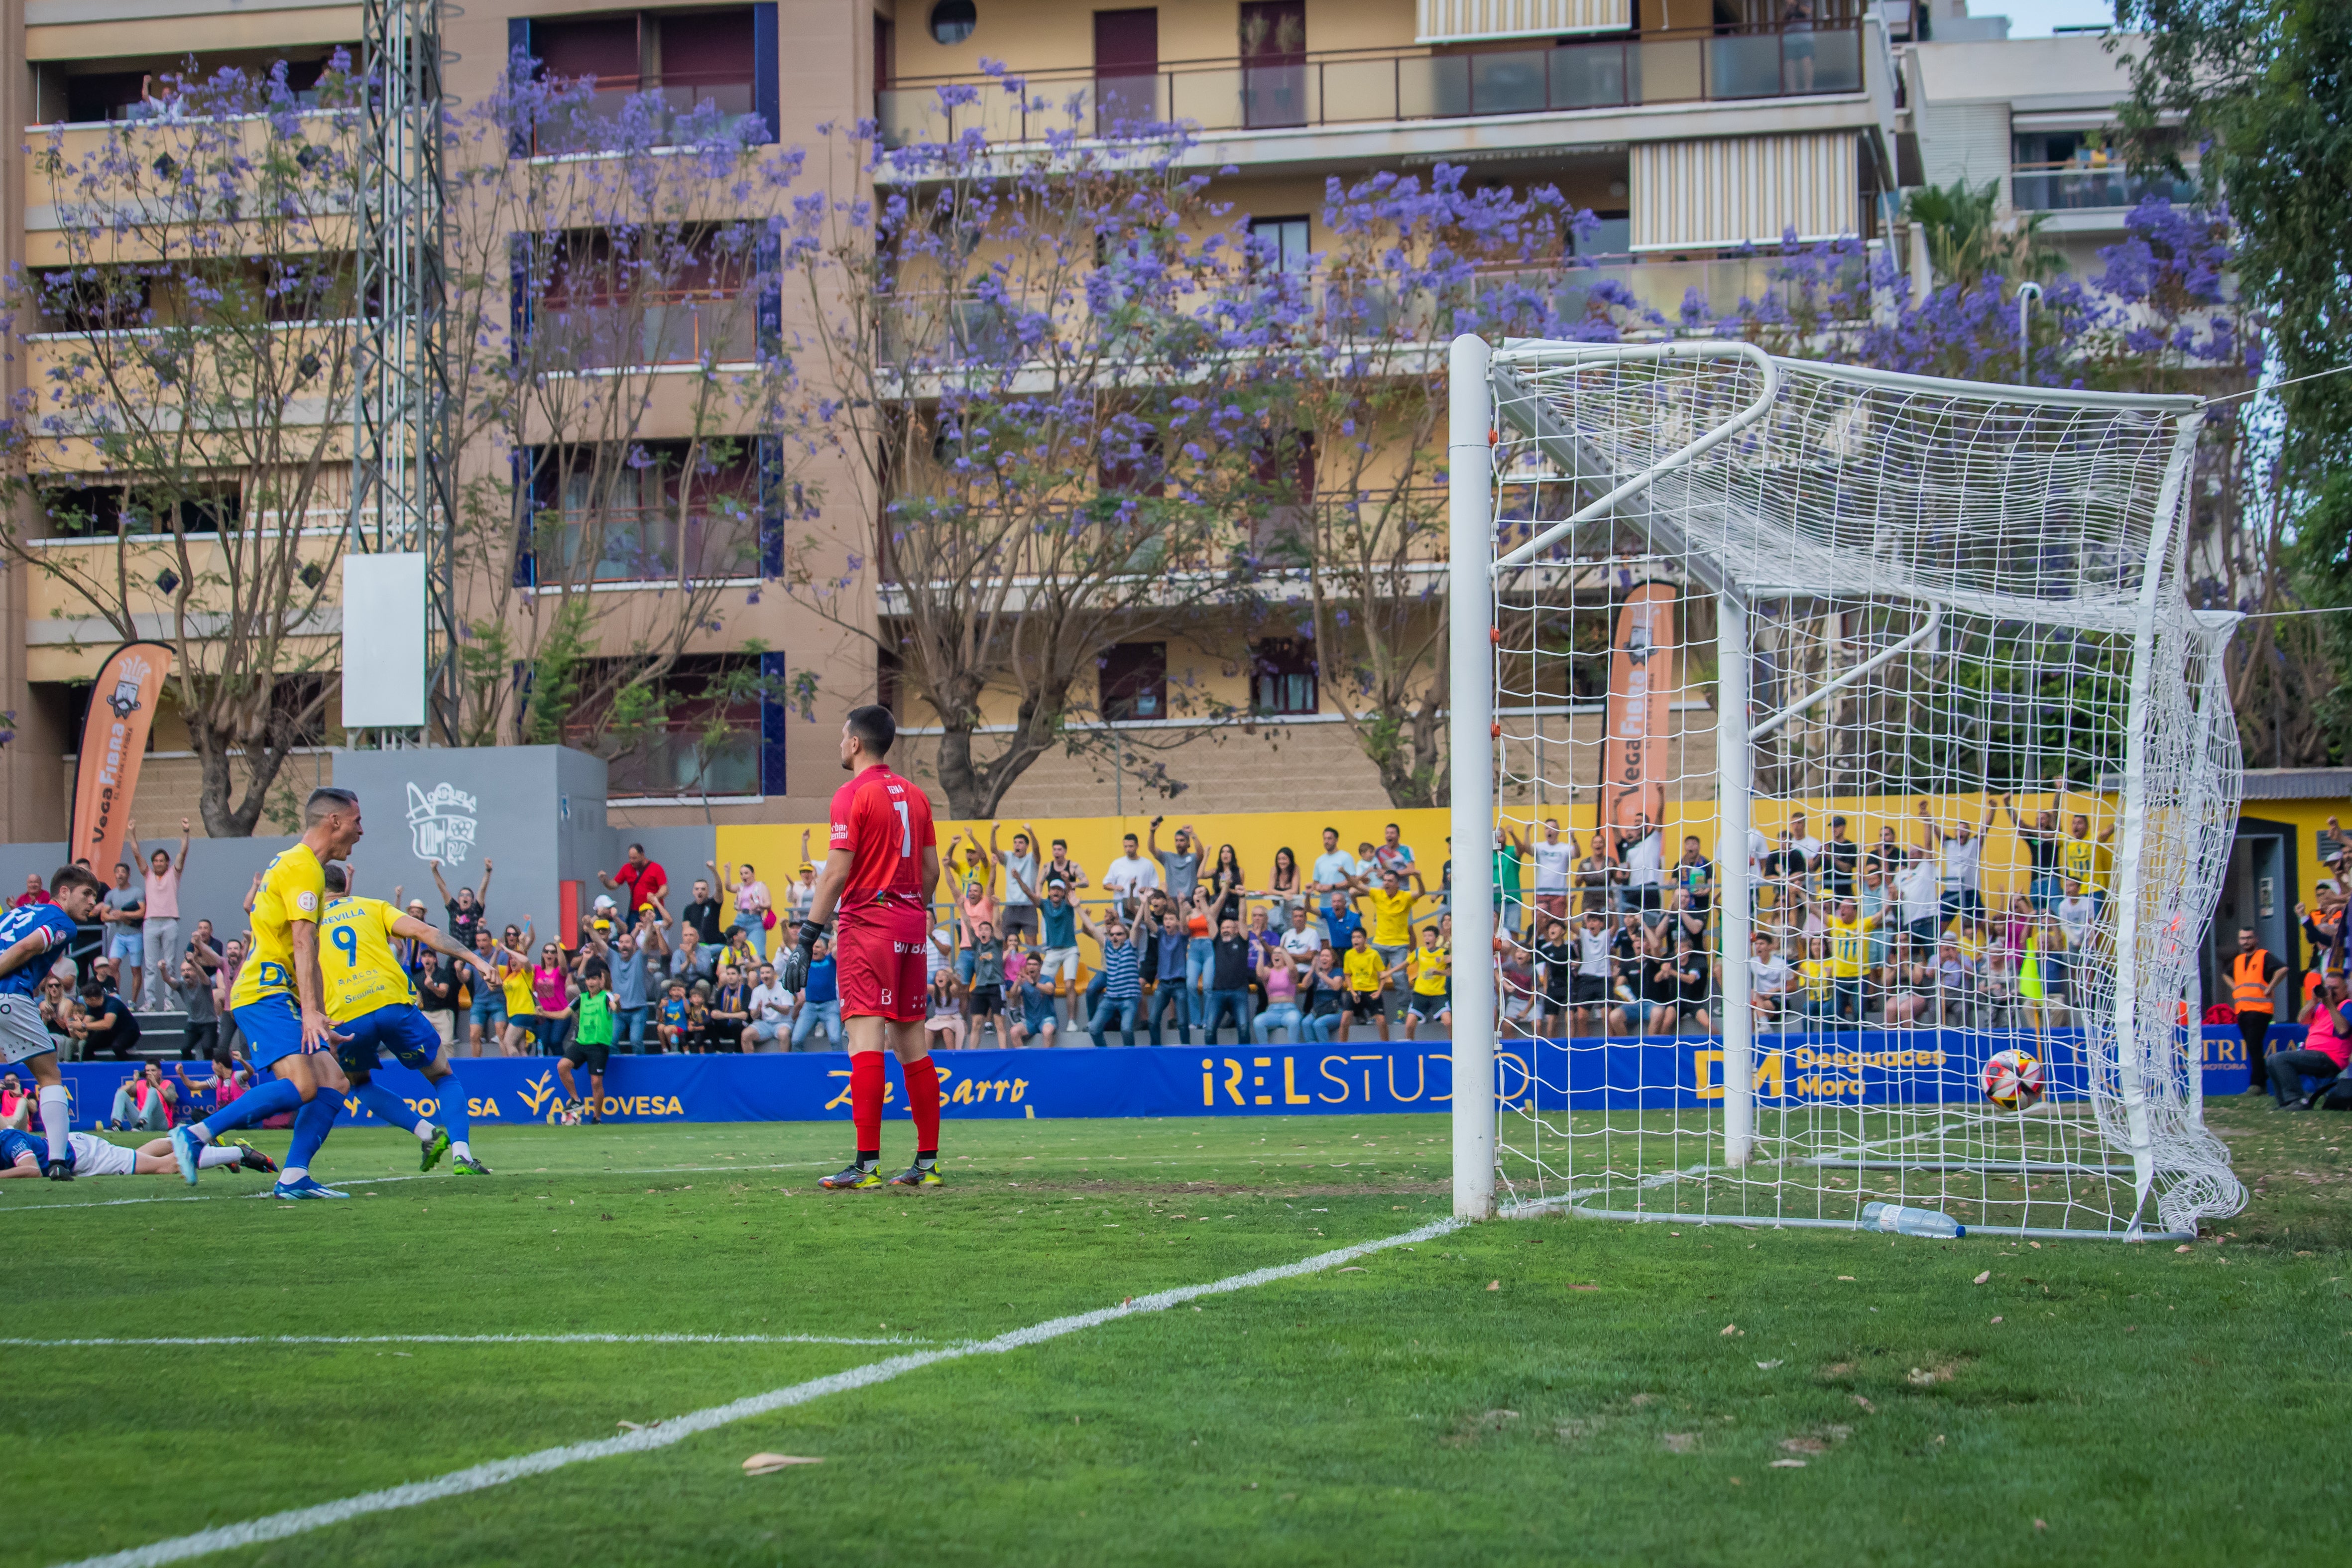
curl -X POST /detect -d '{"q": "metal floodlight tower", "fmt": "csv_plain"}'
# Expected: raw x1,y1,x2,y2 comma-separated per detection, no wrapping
349,0,456,742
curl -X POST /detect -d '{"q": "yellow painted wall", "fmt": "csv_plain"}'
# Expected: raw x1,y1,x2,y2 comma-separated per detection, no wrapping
2236,797,2352,910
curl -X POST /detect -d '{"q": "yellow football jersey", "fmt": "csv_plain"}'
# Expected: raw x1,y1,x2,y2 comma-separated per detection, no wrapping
230,844,325,1009
319,895,416,1023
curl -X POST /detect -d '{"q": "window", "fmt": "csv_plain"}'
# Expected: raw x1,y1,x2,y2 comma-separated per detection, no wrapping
1099,642,1166,721
523,441,760,585
563,655,762,798
1249,215,1312,276
520,6,770,148
531,227,758,368
1098,431,1166,499
930,0,977,45
1252,638,1317,716
1239,2,1305,129
46,52,340,124
39,483,238,538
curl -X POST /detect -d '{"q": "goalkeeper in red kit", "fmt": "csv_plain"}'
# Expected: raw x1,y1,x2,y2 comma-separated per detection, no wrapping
781,705,946,1190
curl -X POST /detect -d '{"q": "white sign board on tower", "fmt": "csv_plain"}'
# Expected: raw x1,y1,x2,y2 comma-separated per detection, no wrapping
340,551,427,729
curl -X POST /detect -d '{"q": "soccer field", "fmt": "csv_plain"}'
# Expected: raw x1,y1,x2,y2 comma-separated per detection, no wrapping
5,1102,2346,1568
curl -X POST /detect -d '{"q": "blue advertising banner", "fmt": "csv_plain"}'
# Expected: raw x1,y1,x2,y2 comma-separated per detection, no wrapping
41,1026,2283,1132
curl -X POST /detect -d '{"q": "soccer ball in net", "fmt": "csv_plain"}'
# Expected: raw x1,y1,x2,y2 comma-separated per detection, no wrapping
1982,1049,2046,1111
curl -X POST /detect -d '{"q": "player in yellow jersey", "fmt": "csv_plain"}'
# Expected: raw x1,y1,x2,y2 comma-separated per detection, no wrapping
321,863,502,1175
1400,923,1452,1036
171,787,364,1197
1821,895,1882,1026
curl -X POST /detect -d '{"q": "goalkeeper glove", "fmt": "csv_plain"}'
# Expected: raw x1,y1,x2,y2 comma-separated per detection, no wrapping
777,920,826,993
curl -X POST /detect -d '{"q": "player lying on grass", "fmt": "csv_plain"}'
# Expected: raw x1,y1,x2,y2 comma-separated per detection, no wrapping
0,1121,275,1179
0,864,107,1179
782,704,946,1191
320,862,498,1176
171,787,365,1199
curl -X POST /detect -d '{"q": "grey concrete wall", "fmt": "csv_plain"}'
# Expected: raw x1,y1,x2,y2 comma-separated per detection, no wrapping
0,834,303,949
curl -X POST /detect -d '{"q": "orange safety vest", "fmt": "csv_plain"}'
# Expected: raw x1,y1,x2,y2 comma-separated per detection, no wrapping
2231,951,2277,1015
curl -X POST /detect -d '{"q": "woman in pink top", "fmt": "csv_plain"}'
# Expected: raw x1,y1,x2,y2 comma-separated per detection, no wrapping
2269,979,2351,1108
532,946,573,1056
1254,946,1304,1043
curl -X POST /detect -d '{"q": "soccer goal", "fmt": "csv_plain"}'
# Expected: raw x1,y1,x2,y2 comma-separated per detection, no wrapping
1446,336,2246,1241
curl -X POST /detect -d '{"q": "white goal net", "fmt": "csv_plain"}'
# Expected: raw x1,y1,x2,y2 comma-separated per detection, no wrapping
1446,338,2245,1241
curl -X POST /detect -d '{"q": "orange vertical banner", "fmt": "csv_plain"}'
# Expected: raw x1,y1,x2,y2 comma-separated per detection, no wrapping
70,641,173,876
1600,583,1676,839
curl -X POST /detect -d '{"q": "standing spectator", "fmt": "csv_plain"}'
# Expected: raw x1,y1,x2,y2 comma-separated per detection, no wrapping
1200,915,1256,1045
1079,905,1148,1047
1529,819,1574,928
714,859,772,958
789,936,843,1050
654,978,692,1052
1896,845,1943,958
2002,794,2064,910
530,943,574,1057
494,929,540,1056
1149,818,1204,910
11,873,51,909
2227,927,2291,1095
68,977,140,1060
992,825,1041,947
679,877,726,950
1141,890,1191,1046
1611,814,1665,914
415,938,462,1050
1672,835,1714,914
99,863,145,1010
708,964,751,1053
1340,926,1386,1041
430,856,492,949
1259,846,1308,932
746,963,792,1051
783,839,819,927
1044,837,1089,897
168,949,220,1062
1354,866,1429,1035
598,844,668,929
1530,917,1572,1037
1204,844,1248,932
1400,924,1450,1039
1916,798,1997,928
1818,816,1858,901
1785,810,1824,868
1026,874,1081,1027
1748,932,1793,1034
964,920,1007,1049
1009,953,1059,1048
463,929,505,1055
1822,896,1880,1026
557,965,615,1119
1372,823,1415,879
126,816,190,1012
1309,825,1360,941
2053,785,2117,909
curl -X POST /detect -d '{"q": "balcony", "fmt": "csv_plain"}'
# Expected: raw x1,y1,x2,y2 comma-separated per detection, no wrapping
528,74,765,155
533,293,759,370
603,727,760,799
523,504,759,587
878,24,1865,149
2010,163,2201,214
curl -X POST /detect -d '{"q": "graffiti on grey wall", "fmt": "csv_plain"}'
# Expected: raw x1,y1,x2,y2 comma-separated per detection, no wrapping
404,782,479,864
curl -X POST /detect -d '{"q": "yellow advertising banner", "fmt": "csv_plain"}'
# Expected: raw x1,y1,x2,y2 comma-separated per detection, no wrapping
70,641,172,875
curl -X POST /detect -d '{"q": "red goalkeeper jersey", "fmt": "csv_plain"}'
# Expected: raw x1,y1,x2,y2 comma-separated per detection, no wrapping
828,765,936,922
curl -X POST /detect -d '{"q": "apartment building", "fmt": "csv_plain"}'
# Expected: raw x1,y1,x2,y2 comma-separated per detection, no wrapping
1,0,1904,841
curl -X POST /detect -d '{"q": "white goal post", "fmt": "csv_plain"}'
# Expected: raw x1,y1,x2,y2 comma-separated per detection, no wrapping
1449,335,2247,1241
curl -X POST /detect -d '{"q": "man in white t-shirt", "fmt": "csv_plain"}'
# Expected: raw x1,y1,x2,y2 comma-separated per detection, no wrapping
1916,798,1997,926
1530,818,1576,924
1895,847,1943,957
1278,905,1322,963
1786,810,1824,867
745,965,794,1052
1570,909,1613,1033
2055,879,2095,955
1102,832,1161,914
1309,825,1362,937
1748,932,1793,1032
1615,815,1665,913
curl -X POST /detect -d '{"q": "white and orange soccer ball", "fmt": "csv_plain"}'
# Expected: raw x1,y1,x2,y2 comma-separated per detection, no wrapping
1982,1048,2046,1111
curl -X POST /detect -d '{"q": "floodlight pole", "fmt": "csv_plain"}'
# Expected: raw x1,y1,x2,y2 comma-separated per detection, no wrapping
1717,588,1755,1168
1449,333,1496,1222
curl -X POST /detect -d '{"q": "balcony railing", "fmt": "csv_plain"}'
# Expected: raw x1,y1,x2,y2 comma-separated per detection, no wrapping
878,24,1864,148
534,294,759,369
530,74,762,153
2010,163,2201,214
526,504,759,586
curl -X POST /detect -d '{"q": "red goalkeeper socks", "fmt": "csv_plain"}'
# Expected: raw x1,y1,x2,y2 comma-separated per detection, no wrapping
905,1053,942,1156
851,1051,884,1155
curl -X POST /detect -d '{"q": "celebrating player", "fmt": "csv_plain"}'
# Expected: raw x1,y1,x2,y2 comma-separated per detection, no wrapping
319,862,499,1175
0,866,109,1178
1,1121,274,1179
170,787,365,1198
782,705,945,1191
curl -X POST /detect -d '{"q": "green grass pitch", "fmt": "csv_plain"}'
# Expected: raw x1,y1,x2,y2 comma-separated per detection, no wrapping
3,1098,2347,1567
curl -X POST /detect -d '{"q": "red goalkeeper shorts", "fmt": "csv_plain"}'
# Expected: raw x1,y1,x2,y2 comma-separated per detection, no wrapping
835,912,927,1023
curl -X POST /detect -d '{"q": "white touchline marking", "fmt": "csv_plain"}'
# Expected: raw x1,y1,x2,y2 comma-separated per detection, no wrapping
53,1215,1462,1568
0,1160,838,1214
0,1333,926,1349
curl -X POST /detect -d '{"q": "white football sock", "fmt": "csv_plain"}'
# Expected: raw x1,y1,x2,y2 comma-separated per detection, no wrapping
37,1086,71,1162
452,1140,470,1159
412,1118,433,1141
197,1145,243,1170
280,1165,307,1184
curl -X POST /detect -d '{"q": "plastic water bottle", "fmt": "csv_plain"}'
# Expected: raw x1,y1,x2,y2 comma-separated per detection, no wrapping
1862,1202,1965,1239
